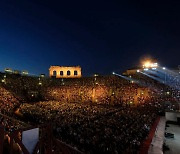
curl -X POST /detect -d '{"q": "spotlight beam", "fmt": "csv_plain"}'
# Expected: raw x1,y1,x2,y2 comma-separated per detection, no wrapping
112,72,139,83
140,71,180,90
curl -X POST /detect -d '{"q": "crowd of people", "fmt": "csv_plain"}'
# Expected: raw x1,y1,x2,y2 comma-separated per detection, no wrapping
0,114,28,133
43,75,153,106
0,86,20,115
0,72,179,153
19,101,162,153
0,114,29,154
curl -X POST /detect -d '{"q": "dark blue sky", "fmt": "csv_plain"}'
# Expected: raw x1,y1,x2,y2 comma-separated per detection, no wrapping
0,0,180,76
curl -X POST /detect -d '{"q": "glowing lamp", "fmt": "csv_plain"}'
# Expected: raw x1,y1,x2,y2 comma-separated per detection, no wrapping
143,60,158,68
143,61,151,68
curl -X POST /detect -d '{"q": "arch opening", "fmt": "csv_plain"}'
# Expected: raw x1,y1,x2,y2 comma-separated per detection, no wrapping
67,70,71,76
74,70,78,76
53,70,57,76
60,71,63,76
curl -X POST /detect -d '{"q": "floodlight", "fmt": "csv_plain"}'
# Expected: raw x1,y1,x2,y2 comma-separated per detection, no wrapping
143,61,151,68
163,67,166,70
143,60,158,68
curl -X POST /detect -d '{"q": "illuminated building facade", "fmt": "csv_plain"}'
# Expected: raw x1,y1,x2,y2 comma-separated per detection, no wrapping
49,66,82,78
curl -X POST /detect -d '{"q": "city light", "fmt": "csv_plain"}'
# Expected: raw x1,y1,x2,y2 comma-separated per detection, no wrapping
143,61,151,68
142,61,158,68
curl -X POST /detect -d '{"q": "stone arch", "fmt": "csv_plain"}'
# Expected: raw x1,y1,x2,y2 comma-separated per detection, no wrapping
53,70,57,76
60,71,63,76
67,70,71,76
74,70,78,76
49,66,82,78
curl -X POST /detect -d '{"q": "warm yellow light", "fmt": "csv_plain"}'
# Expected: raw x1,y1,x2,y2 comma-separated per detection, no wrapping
143,61,151,68
143,60,158,68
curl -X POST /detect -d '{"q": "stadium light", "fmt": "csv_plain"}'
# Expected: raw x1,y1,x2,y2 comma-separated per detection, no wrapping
143,61,151,68
142,60,158,68
163,67,166,70
112,72,115,75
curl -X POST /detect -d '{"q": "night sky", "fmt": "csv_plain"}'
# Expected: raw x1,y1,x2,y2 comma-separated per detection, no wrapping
0,0,180,76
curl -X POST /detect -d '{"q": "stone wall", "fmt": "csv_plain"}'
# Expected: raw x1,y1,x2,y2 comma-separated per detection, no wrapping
49,66,82,78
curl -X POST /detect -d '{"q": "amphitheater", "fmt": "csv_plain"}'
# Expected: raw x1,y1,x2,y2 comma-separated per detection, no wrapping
0,69,179,154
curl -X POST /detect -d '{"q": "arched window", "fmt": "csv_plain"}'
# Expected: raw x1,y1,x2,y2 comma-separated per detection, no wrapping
74,70,78,76
53,70,57,76
67,70,71,76
60,71,63,76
